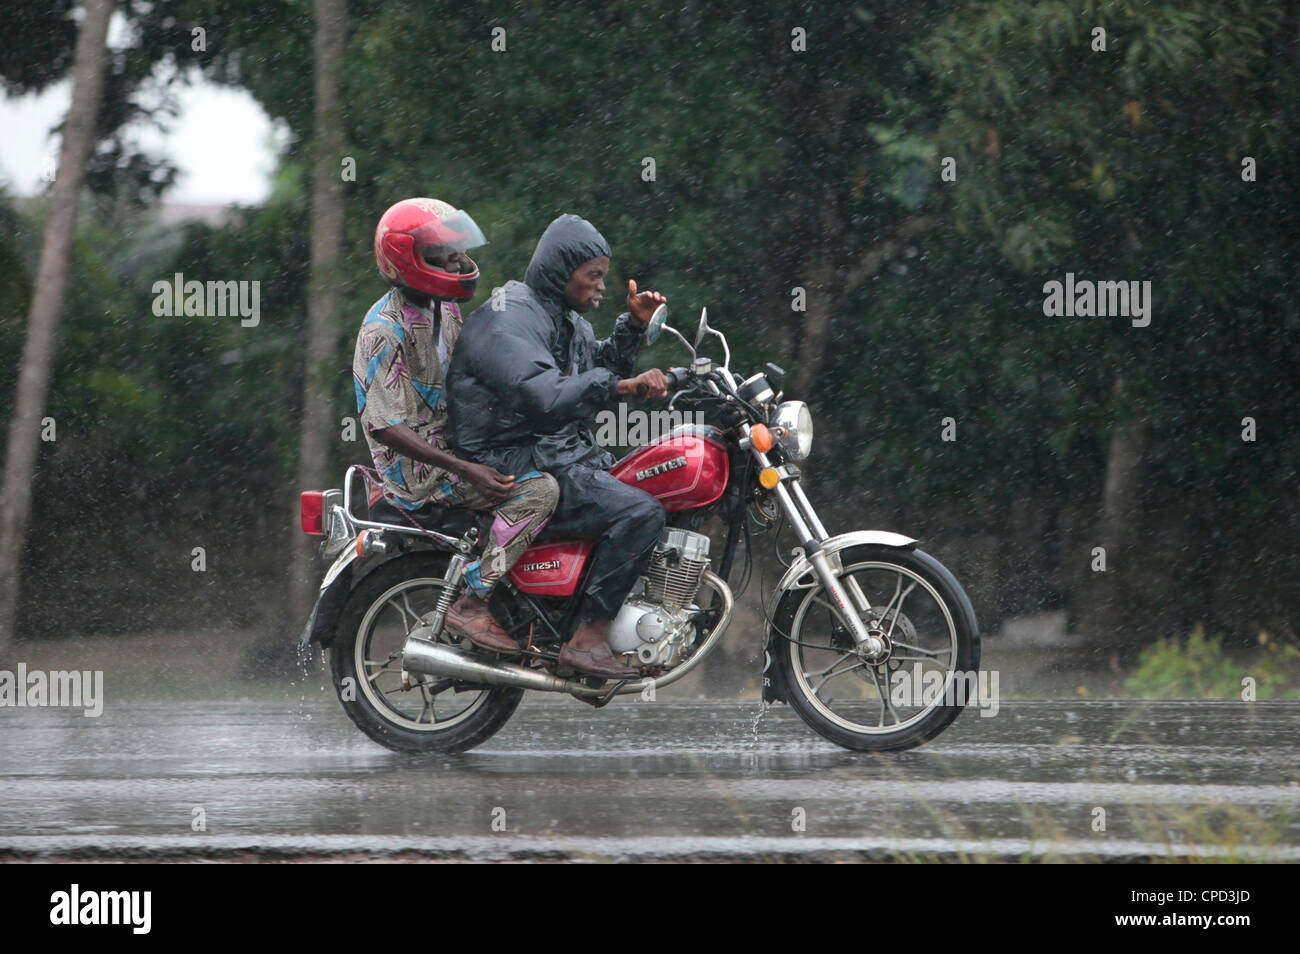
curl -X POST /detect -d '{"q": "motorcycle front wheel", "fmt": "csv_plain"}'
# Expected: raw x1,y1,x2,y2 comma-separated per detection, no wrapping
771,545,980,752
329,553,523,754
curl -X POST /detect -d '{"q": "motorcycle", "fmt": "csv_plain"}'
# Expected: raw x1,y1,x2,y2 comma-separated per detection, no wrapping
298,305,979,753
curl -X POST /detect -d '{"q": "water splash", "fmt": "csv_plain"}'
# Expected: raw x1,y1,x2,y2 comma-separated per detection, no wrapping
293,645,322,722
749,700,771,747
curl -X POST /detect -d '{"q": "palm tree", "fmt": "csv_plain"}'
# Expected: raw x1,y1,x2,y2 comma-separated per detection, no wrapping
0,0,118,660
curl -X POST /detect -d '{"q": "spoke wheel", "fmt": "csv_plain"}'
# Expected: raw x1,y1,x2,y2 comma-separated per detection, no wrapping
773,546,979,752
329,554,523,753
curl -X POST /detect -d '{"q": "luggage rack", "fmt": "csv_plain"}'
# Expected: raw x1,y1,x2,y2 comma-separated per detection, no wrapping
322,465,468,554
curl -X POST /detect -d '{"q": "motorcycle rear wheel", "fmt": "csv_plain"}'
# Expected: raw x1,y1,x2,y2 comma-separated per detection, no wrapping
772,545,979,752
329,554,523,754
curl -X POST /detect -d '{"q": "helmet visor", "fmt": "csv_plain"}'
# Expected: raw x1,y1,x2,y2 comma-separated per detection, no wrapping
410,208,487,258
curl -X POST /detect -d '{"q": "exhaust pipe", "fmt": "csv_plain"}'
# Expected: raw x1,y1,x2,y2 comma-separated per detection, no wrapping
402,637,574,693
401,570,734,699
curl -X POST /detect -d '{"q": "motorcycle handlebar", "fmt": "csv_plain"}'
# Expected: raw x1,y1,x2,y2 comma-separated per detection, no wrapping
665,366,692,391
637,368,690,398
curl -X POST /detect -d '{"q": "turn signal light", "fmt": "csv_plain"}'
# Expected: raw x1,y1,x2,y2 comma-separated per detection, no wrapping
750,424,774,453
759,467,780,489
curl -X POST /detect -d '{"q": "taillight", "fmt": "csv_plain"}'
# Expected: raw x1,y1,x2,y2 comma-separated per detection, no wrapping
300,491,325,535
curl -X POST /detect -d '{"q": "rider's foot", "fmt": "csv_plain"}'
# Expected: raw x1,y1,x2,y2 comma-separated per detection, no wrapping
445,593,520,655
557,618,639,678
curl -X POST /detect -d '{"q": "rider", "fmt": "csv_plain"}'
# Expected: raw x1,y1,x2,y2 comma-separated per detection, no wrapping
356,197,559,655
446,213,670,678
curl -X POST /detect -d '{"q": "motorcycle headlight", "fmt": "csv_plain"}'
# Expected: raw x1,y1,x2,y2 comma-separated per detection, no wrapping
772,401,814,460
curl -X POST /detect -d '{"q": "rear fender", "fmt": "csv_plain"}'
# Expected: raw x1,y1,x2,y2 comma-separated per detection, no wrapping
298,547,359,648
298,537,462,649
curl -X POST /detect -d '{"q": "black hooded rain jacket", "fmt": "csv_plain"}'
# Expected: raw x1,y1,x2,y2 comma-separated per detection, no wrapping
447,214,643,476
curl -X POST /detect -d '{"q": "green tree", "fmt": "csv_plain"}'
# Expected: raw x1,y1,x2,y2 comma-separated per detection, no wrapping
907,0,1299,649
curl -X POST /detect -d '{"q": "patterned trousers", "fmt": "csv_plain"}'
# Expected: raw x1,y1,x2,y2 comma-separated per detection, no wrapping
451,470,559,596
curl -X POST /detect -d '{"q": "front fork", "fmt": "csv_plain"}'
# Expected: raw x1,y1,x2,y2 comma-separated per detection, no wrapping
753,445,884,660
774,482,883,658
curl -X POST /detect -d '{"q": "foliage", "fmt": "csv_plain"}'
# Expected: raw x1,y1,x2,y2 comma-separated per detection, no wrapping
910,0,1300,494
1125,625,1300,699
1,0,1297,643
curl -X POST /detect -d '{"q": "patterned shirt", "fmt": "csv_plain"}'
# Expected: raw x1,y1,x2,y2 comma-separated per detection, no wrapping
352,287,464,509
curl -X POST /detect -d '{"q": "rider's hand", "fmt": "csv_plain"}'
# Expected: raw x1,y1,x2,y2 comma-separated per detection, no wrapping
617,369,669,398
457,461,516,503
626,278,666,327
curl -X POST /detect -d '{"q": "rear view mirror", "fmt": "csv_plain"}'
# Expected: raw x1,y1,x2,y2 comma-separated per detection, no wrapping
644,303,668,344
694,307,709,347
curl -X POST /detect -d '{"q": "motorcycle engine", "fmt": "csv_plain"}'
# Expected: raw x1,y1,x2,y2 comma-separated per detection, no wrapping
606,528,711,669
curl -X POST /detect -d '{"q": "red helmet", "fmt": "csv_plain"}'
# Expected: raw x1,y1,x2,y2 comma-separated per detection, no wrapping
373,197,487,301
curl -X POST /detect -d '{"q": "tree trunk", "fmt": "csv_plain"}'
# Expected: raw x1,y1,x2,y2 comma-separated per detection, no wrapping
1080,375,1147,660
244,0,346,676
0,0,117,662
790,215,941,397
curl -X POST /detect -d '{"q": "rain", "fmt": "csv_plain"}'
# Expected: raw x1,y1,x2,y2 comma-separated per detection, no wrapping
0,0,1295,898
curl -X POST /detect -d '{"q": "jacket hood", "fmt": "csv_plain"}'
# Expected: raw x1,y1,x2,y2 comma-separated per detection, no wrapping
523,214,611,309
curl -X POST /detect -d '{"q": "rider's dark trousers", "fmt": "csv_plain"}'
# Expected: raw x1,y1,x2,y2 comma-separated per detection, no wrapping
539,465,667,621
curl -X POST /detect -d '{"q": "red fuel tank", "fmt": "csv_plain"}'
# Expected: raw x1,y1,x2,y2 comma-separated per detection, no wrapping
508,426,729,595
608,424,729,512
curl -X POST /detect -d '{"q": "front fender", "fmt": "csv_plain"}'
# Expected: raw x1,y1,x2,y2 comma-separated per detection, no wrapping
297,547,359,648
773,530,917,594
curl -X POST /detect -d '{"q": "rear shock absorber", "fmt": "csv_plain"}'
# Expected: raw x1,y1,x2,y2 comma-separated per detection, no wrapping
426,527,479,636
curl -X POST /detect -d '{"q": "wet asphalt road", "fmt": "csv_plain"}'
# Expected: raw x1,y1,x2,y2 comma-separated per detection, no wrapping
0,698,1297,862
